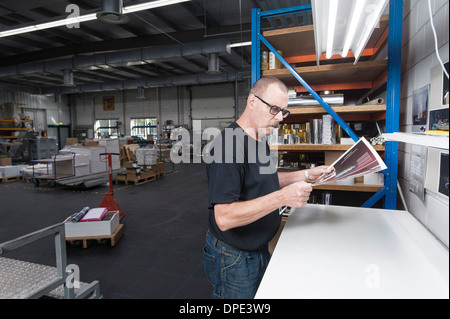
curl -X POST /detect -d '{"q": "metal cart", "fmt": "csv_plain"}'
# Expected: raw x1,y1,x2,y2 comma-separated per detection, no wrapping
0,223,101,299
32,152,76,187
31,152,125,188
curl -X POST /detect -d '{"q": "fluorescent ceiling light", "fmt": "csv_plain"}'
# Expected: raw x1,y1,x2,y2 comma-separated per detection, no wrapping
229,41,252,48
311,0,388,65
342,0,366,57
325,0,339,59
122,0,190,14
0,0,190,38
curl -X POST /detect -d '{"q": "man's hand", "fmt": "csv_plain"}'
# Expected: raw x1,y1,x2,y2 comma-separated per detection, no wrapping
304,165,333,182
281,181,312,208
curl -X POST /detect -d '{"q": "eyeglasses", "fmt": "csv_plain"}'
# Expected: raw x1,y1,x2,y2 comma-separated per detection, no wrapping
255,95,290,119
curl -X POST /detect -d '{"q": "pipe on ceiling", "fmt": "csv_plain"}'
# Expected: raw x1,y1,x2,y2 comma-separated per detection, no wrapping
0,38,231,78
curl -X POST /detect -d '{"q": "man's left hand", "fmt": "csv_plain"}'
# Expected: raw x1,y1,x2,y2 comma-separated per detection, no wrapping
304,166,333,182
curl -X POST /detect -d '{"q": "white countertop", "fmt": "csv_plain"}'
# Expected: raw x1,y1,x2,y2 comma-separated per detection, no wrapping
256,204,449,299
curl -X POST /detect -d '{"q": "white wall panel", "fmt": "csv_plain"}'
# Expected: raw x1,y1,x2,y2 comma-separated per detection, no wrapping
399,0,449,247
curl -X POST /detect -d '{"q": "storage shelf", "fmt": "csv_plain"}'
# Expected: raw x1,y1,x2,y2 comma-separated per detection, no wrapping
270,144,385,152
284,104,387,122
312,182,383,193
383,132,449,149
0,119,33,123
263,60,388,90
0,128,33,131
262,15,389,64
288,104,386,115
261,17,388,93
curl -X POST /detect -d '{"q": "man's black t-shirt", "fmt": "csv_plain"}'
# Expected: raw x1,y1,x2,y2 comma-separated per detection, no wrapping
206,122,281,251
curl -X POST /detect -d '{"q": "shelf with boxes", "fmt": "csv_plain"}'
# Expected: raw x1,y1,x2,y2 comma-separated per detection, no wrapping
0,119,34,139
259,15,389,93
269,104,387,153
269,113,386,194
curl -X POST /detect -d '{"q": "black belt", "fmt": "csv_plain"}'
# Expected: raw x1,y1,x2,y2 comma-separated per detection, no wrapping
207,230,268,252
207,230,239,252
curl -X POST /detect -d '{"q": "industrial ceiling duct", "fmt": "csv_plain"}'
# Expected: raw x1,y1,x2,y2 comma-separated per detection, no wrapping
97,0,129,24
206,53,221,74
63,69,74,86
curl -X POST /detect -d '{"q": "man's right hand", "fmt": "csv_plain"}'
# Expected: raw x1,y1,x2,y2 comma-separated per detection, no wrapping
281,181,313,208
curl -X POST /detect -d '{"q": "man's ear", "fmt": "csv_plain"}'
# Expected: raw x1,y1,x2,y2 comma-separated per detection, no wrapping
248,94,255,110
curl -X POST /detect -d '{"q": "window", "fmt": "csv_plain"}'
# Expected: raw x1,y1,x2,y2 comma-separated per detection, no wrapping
94,119,120,138
130,117,158,141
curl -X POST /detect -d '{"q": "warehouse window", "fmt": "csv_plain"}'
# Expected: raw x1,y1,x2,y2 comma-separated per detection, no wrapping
130,117,157,141
94,119,120,138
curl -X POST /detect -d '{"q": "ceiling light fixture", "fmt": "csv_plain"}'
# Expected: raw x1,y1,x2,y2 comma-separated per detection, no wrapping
229,41,252,48
206,53,221,74
325,0,338,59
122,0,190,14
311,0,388,65
0,0,191,38
63,69,75,86
341,0,366,57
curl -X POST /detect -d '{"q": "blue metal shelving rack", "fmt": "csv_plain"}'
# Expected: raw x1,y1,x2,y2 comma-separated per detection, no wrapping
252,1,402,209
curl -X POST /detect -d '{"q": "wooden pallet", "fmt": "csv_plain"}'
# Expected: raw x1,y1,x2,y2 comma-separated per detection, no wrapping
0,175,20,183
126,173,156,185
116,171,162,185
66,224,124,249
154,172,165,178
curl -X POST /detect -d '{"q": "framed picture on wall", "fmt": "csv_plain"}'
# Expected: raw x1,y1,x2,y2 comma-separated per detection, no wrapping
412,85,428,131
428,106,449,131
103,96,114,111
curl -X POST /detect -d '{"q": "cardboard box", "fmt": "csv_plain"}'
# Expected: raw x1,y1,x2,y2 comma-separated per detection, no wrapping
340,138,355,145
123,161,138,169
84,140,99,147
64,211,120,237
66,138,78,145
67,146,107,173
363,172,384,185
325,151,344,166
157,162,165,173
0,157,12,166
127,168,141,179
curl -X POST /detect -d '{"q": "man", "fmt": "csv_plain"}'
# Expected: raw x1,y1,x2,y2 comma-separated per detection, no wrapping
203,76,330,299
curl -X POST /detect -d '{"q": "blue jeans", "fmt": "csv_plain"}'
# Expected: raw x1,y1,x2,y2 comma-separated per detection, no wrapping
203,231,271,299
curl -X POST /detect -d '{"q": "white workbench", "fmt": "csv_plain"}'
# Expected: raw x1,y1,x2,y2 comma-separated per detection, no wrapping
256,204,449,299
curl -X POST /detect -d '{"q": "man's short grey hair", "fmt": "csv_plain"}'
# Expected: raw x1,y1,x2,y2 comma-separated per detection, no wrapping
249,76,288,97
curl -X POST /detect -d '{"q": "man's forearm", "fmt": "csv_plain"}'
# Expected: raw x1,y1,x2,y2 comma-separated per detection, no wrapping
214,190,286,232
278,170,306,188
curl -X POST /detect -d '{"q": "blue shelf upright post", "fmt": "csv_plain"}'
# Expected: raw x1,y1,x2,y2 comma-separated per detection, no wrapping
251,8,261,86
382,0,403,210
